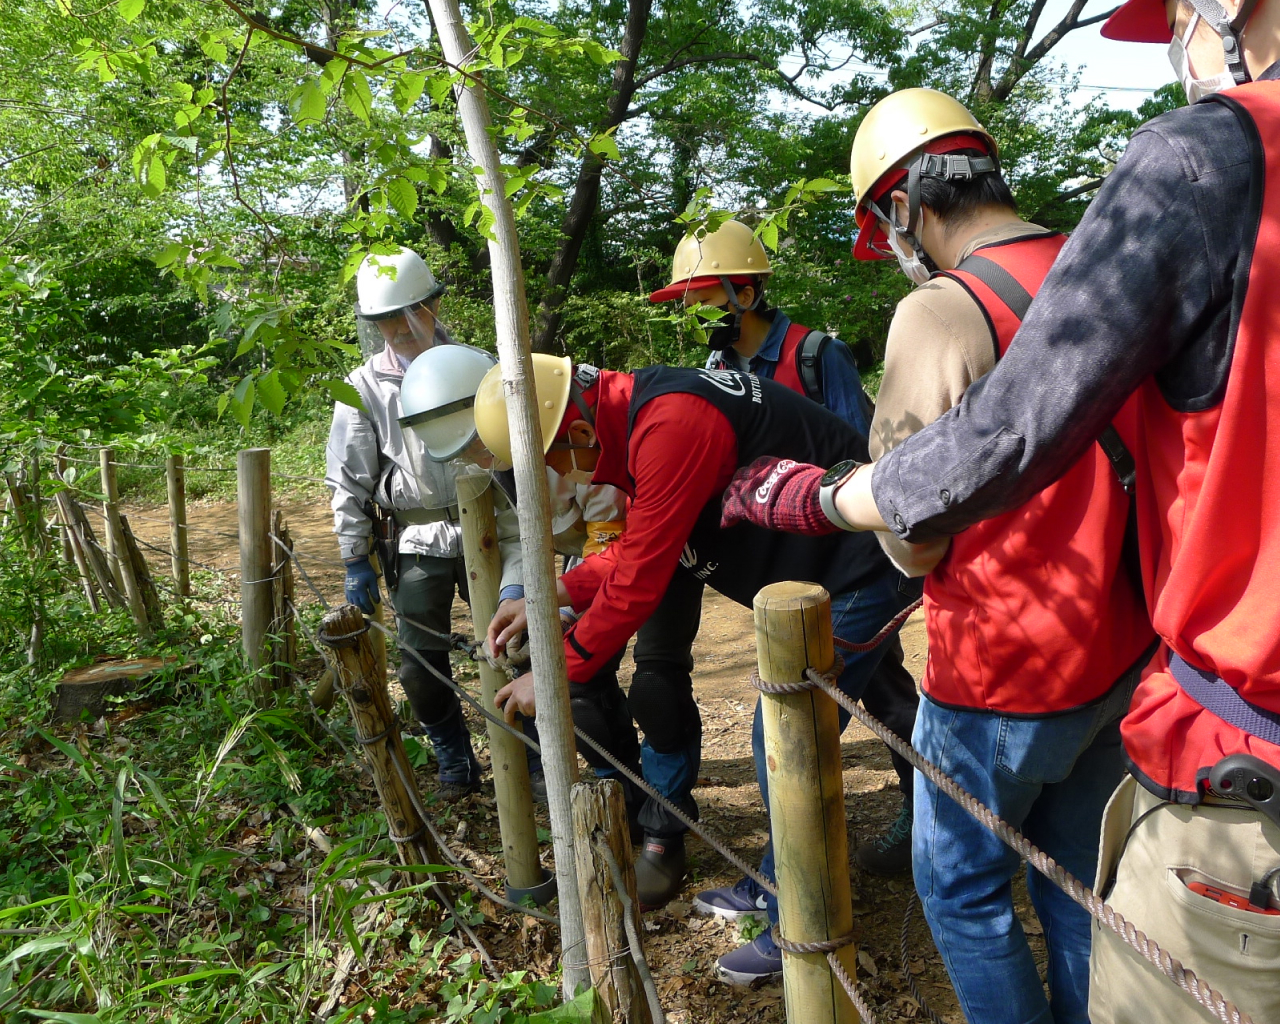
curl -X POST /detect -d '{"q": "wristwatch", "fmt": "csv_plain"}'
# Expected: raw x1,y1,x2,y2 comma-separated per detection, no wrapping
819,459,863,532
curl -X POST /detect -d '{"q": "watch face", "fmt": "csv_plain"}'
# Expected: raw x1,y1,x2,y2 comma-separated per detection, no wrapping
821,459,858,488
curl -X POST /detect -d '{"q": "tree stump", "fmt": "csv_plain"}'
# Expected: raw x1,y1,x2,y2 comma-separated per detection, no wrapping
54,656,186,722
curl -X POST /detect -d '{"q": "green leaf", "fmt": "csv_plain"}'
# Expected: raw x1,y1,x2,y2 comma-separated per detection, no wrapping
290,81,325,126
342,71,373,124
117,0,144,23
134,967,240,993
385,177,418,220
587,134,620,162
154,242,186,268
23,1012,104,1024
3,935,73,966
256,369,286,416
230,375,255,428
392,71,426,113
318,377,365,413
527,988,600,1023
802,177,842,194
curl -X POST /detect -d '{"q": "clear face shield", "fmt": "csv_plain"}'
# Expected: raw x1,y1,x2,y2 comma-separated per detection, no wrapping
399,405,495,500
355,303,440,362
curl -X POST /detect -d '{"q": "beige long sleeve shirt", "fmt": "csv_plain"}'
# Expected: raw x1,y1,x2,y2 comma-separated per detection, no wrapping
870,220,1055,573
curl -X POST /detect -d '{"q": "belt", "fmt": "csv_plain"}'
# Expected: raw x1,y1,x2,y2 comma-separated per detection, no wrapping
392,505,459,527
1169,651,1280,747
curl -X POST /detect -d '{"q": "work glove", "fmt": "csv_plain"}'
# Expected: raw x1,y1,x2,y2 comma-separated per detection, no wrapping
344,557,381,614
720,456,840,536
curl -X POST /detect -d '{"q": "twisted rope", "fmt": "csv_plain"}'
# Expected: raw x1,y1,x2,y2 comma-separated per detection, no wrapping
832,597,922,653
800,664,1254,1024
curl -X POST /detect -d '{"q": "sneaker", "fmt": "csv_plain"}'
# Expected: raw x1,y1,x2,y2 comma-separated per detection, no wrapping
528,769,547,803
634,834,686,910
715,929,782,986
853,802,913,876
694,875,770,922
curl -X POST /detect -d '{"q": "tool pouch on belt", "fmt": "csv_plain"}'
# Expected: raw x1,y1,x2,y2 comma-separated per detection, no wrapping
370,504,401,591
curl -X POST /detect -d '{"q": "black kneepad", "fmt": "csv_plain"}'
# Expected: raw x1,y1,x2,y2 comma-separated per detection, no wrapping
628,670,699,754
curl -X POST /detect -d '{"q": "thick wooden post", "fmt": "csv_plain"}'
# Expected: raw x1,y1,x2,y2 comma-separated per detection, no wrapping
101,448,150,635
238,448,274,703
425,0,588,994
320,602,448,897
572,780,655,1024
165,454,190,597
756,582,857,1024
99,447,124,590
456,470,544,892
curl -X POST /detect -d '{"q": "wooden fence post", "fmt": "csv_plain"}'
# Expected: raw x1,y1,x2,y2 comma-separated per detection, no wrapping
319,602,450,898
101,447,151,635
572,780,655,1024
165,454,190,598
455,469,546,897
99,447,124,590
756,581,858,1024
424,0,589,993
238,447,274,704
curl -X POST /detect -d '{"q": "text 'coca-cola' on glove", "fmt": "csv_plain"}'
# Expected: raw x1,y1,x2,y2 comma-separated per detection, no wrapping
719,456,840,536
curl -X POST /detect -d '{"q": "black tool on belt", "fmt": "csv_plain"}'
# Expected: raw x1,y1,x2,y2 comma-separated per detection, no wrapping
370,503,401,591
1209,753,1280,831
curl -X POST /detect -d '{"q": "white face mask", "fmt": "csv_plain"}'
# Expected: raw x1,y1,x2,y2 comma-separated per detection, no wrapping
1168,12,1239,103
886,218,932,286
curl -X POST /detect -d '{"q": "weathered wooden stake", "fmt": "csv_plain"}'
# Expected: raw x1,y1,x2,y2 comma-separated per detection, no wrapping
425,0,588,993
572,780,655,1024
320,602,449,897
455,469,543,893
756,581,858,1024
238,447,274,704
268,511,297,691
100,448,150,635
120,516,162,628
56,492,124,609
366,548,390,685
165,454,190,597
99,447,125,590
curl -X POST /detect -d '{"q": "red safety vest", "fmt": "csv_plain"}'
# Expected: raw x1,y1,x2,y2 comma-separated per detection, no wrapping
922,233,1155,714
772,323,816,396
1121,83,1280,799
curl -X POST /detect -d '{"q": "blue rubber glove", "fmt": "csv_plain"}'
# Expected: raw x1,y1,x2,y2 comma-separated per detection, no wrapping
344,557,381,614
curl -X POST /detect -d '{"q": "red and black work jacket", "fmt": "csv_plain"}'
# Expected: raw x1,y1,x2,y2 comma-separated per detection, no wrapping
1122,84,1280,798
921,233,1155,714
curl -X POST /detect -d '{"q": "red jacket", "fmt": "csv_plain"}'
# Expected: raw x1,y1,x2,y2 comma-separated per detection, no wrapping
923,234,1155,713
558,372,737,683
1122,83,1280,798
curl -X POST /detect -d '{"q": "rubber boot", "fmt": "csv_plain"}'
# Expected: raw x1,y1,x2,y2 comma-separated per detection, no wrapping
635,833,686,910
421,702,482,802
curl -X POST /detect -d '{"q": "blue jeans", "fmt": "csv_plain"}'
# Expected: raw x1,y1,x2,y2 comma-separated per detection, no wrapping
753,569,921,924
912,677,1135,1024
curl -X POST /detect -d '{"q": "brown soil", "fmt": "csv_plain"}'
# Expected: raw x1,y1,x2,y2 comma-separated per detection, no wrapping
124,499,1048,1023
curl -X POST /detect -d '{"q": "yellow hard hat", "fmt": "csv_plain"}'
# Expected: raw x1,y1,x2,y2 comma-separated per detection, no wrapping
849,89,997,260
473,354,573,466
649,220,772,302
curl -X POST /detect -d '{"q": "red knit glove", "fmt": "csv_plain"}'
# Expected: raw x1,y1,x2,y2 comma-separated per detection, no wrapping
720,456,840,536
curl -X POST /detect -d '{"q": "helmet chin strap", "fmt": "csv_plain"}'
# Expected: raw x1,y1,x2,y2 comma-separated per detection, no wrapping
706,275,762,351
1185,0,1260,83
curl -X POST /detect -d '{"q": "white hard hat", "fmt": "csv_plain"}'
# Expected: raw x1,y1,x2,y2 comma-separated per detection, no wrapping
355,248,445,320
399,344,498,461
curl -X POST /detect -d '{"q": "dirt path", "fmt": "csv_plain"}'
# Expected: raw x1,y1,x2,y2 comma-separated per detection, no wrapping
126,499,976,1022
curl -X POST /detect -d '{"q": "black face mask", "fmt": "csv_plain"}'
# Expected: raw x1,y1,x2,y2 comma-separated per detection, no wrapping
703,303,742,352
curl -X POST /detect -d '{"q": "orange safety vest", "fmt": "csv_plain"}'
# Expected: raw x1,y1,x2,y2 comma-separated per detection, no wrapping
921,233,1155,714
1121,83,1280,799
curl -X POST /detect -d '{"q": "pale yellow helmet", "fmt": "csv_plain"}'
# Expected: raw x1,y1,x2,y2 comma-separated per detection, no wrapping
473,354,573,466
648,220,772,302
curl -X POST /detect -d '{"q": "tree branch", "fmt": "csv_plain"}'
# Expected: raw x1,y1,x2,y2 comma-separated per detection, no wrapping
634,50,762,88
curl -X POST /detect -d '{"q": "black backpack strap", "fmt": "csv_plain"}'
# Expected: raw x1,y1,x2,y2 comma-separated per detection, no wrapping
951,253,1033,320
796,329,828,404
1097,425,1136,496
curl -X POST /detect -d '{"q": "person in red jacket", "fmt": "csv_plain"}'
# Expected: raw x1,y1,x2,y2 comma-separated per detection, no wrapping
727,4,1280,1019
474,356,917,984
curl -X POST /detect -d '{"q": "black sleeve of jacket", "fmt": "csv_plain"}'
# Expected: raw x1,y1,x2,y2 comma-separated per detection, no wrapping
872,101,1255,541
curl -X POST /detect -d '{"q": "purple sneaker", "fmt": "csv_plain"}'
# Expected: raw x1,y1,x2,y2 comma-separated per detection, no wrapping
715,929,782,986
693,875,769,922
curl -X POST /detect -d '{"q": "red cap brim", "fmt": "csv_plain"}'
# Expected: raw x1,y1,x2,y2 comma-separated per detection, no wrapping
1101,0,1172,42
647,274,753,303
